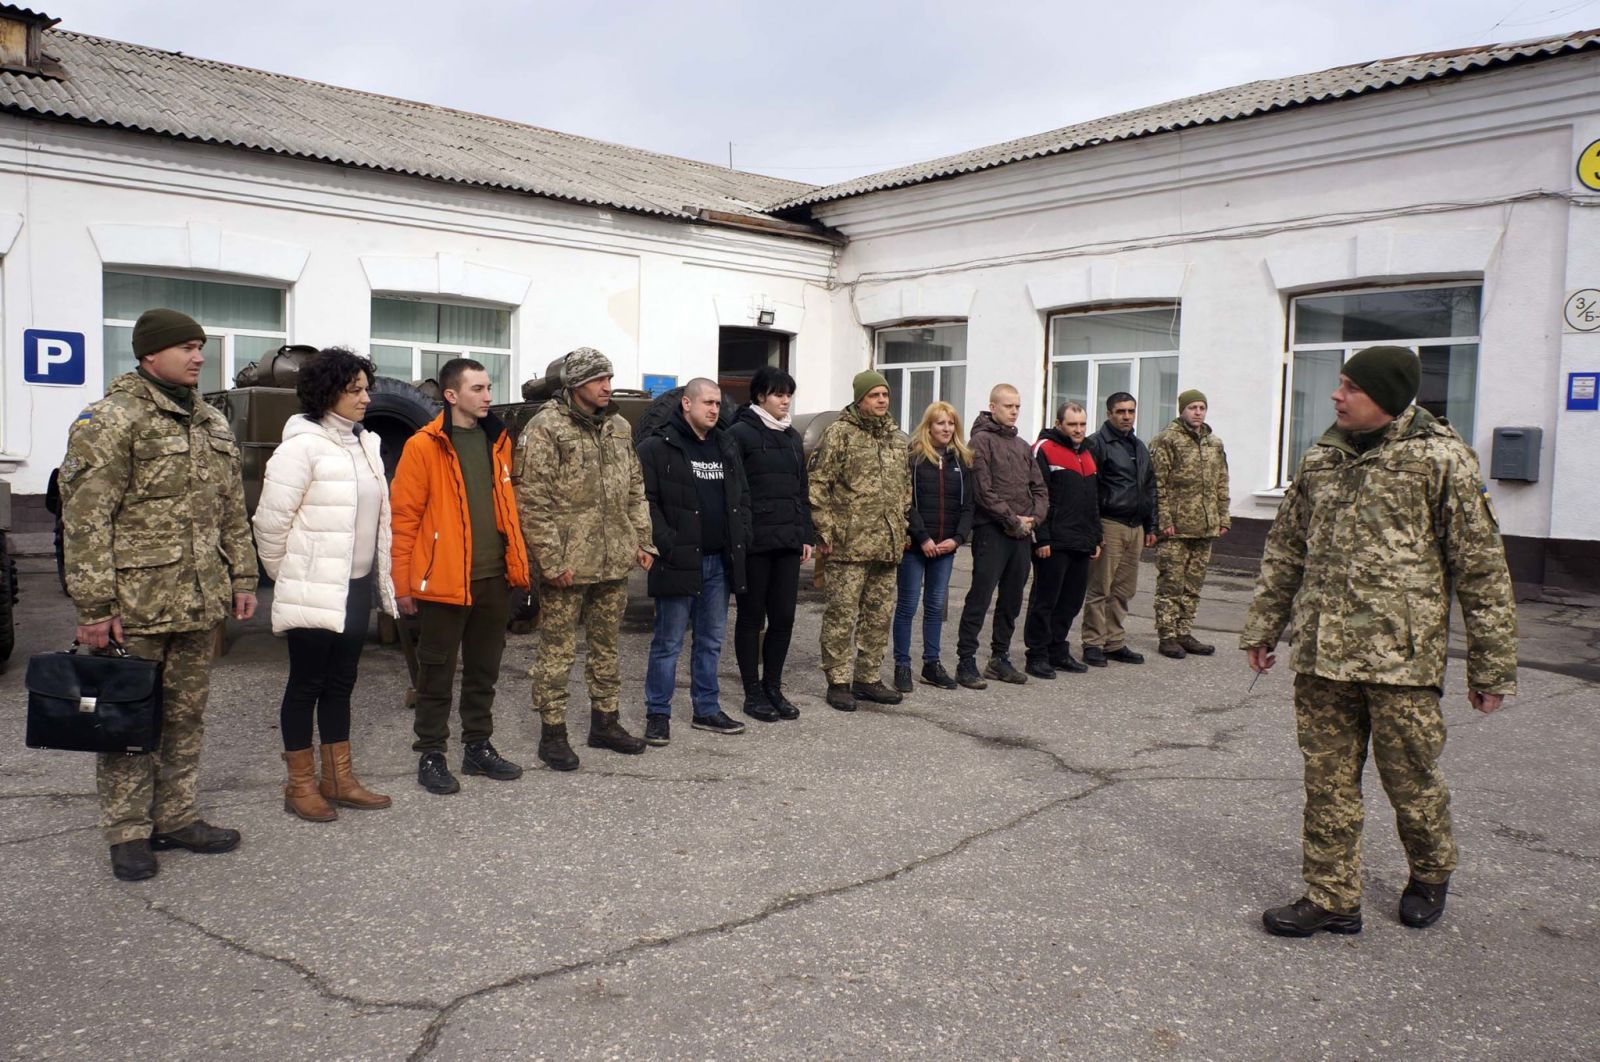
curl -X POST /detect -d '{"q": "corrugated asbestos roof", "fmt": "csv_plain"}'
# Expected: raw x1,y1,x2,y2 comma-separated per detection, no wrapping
0,30,813,222
775,28,1600,212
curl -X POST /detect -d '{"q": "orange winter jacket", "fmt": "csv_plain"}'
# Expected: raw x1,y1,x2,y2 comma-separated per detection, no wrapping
390,411,530,605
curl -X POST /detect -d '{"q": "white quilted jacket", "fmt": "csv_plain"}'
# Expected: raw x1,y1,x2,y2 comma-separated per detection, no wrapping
253,415,398,634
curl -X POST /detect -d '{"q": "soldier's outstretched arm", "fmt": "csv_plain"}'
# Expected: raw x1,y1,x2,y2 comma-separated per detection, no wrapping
1441,455,1518,700
1239,475,1310,653
59,407,132,630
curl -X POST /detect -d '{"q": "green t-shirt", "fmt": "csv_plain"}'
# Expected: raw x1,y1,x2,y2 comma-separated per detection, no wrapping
451,424,507,580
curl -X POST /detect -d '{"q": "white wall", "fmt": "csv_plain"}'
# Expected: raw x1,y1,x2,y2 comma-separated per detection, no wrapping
0,121,835,493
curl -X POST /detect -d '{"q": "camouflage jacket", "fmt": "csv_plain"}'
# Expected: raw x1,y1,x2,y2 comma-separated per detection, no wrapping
515,394,653,584
1240,407,1517,694
60,372,258,633
808,403,912,564
1151,418,1230,538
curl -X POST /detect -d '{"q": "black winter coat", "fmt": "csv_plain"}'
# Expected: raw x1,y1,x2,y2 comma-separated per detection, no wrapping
1033,428,1102,552
906,449,974,548
727,405,814,554
638,413,751,598
1086,421,1157,533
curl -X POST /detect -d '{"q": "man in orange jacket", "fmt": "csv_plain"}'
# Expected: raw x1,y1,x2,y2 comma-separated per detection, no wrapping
391,358,531,795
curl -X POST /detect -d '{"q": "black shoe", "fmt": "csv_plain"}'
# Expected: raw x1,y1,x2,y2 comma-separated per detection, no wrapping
1262,897,1363,937
1082,646,1108,667
984,656,1028,684
763,681,800,720
644,715,672,746
1399,877,1449,928
1177,634,1216,656
742,683,781,723
826,683,857,712
462,740,524,780
1159,639,1187,659
853,680,903,705
893,665,914,694
110,839,157,881
588,709,647,754
1104,646,1145,665
1051,651,1089,674
538,723,581,771
417,751,461,794
921,661,958,689
692,711,746,734
150,820,241,854
1024,658,1056,680
956,658,988,689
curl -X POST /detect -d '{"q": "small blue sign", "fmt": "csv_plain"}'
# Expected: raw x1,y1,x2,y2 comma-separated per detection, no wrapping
642,373,678,397
1568,372,1599,412
23,329,86,386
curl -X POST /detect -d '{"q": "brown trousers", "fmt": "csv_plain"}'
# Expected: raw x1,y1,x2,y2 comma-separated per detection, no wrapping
1081,520,1144,651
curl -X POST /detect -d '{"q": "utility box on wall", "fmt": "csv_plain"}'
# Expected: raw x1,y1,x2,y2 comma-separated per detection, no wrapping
1490,426,1542,482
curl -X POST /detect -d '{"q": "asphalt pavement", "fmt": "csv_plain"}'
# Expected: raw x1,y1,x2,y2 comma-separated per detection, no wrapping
1,550,1595,1061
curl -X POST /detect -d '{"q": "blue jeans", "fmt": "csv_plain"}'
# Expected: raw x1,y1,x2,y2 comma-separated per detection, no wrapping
893,549,956,667
645,553,729,718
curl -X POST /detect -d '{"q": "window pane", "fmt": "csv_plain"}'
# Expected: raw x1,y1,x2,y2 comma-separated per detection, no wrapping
421,349,458,385
1095,361,1132,418
440,304,511,348
372,298,439,343
103,325,136,385
880,367,904,422
875,324,967,365
909,368,936,423
1051,308,1180,357
370,343,414,381
1419,343,1477,443
474,351,512,404
1293,287,1480,344
103,272,284,330
939,363,966,424
1136,355,1179,441
1288,350,1343,474
1051,360,1089,419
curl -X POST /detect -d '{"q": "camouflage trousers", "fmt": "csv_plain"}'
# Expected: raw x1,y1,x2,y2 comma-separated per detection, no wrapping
820,559,897,686
531,579,627,727
1294,674,1456,913
1154,537,1212,640
97,627,215,846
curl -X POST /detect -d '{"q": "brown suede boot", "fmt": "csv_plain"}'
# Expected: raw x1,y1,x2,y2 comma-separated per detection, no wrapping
283,748,336,822
319,741,393,810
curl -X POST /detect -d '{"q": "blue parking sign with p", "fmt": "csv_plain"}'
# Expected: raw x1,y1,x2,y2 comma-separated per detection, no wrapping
23,329,86,386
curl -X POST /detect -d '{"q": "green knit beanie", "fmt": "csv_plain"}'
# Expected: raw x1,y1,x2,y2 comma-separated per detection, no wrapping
1341,345,1420,417
132,308,206,358
1177,389,1208,410
853,370,890,404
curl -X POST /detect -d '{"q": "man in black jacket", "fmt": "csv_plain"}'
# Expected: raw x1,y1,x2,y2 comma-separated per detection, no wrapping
1024,401,1102,678
1082,392,1158,666
638,378,752,745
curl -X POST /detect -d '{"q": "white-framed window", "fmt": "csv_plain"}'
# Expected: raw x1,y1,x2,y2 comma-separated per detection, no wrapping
369,296,513,402
1283,283,1481,481
1048,306,1180,442
102,271,287,392
873,322,967,429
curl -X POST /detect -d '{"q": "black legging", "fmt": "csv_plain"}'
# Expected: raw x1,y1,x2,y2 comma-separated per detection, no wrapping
279,575,373,751
734,549,802,690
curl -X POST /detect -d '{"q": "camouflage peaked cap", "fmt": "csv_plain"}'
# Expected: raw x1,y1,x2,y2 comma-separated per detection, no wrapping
561,347,614,388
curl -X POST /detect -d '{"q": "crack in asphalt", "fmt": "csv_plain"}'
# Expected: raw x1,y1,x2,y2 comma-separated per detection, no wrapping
1491,823,1600,865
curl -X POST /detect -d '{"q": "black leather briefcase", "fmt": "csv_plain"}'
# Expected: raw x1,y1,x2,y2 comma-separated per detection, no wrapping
24,642,163,754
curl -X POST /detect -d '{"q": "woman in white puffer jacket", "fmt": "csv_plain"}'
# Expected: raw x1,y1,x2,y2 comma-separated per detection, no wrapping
253,348,398,823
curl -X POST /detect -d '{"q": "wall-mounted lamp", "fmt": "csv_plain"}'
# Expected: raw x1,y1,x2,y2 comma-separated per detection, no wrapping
756,308,776,327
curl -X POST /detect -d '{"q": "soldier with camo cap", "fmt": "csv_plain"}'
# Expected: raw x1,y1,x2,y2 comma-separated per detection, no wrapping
60,308,259,882
517,347,655,771
1150,388,1230,659
1242,345,1517,937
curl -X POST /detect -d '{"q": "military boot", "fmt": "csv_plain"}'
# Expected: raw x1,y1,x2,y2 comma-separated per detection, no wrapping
1177,634,1216,656
826,684,857,712
1158,639,1187,659
110,839,158,882
538,724,581,771
1399,877,1449,928
742,682,781,723
852,680,903,705
151,820,241,854
1262,897,1362,937
283,748,337,822
588,709,647,754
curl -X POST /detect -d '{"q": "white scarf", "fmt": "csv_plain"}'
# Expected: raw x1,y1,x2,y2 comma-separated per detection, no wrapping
753,404,792,431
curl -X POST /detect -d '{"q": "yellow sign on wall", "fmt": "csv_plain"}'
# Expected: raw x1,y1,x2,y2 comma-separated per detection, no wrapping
1578,139,1600,191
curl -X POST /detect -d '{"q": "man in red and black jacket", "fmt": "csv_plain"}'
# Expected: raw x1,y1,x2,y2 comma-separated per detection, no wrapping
1023,401,1103,678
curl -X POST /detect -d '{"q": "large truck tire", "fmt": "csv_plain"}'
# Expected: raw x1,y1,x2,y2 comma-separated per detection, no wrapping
365,376,441,479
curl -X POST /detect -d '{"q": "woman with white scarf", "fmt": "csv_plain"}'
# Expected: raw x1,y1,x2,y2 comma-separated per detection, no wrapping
727,366,815,722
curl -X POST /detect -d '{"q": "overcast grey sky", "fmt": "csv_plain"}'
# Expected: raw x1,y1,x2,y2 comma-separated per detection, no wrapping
43,0,1600,186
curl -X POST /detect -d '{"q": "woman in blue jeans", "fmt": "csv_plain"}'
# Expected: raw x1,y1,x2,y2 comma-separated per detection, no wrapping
894,401,976,692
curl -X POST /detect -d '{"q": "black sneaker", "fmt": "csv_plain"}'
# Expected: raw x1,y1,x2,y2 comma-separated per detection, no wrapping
1262,897,1362,937
1399,877,1449,928
893,665,914,694
150,820,241,854
1082,646,1108,667
1024,658,1056,680
417,751,461,794
853,680,903,705
1104,646,1145,665
110,839,157,881
921,661,958,689
825,683,857,712
692,711,746,735
462,740,524,780
956,658,988,689
984,656,1028,684
743,684,780,723
644,715,672,747
763,681,801,720
1051,651,1089,674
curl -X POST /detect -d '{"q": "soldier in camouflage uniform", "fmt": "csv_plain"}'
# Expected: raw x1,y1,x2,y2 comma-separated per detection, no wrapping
1241,345,1517,937
59,308,259,882
516,348,655,771
808,371,913,711
1150,389,1230,658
